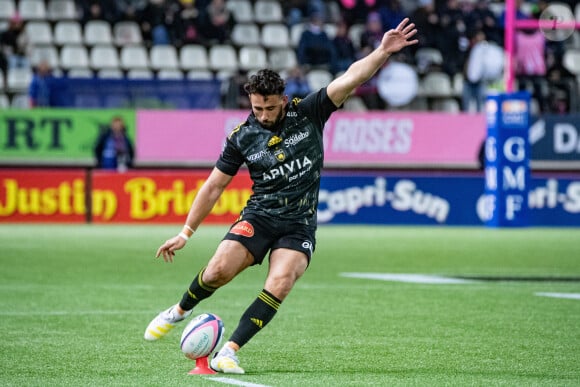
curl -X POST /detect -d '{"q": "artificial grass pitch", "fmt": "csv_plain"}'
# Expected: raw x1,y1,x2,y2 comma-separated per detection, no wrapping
1,224,579,386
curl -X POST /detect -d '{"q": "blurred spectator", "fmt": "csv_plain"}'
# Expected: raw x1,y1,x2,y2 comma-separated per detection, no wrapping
468,0,501,46
140,0,181,45
331,19,357,74
462,30,488,112
28,61,57,108
499,0,531,28
222,70,250,109
377,0,407,31
77,0,120,24
174,0,202,47
117,0,148,22
338,0,377,26
514,27,548,112
284,66,311,100
436,0,467,76
285,0,326,27
94,116,135,172
0,14,30,69
297,12,336,70
358,12,384,58
199,0,234,44
410,0,439,50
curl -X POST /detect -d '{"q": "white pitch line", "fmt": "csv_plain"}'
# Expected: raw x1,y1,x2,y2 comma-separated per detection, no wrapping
207,376,272,387
535,292,580,300
340,272,475,284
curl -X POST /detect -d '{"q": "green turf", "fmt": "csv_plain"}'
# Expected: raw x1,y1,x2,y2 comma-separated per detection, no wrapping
1,224,579,386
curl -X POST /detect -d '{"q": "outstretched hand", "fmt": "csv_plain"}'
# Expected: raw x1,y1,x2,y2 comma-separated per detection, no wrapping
381,18,419,54
155,235,187,263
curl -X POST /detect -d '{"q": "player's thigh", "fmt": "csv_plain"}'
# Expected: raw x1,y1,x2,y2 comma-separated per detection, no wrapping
204,240,254,286
265,248,309,300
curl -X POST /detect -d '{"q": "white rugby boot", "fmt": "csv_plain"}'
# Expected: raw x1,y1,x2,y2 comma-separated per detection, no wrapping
210,346,245,374
144,304,192,341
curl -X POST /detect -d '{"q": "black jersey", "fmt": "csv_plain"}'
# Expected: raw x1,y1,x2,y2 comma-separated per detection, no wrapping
216,88,338,224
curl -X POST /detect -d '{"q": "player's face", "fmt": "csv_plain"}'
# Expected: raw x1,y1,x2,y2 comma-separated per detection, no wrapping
249,94,288,129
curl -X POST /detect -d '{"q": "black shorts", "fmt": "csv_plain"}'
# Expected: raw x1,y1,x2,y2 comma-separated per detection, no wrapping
223,213,316,265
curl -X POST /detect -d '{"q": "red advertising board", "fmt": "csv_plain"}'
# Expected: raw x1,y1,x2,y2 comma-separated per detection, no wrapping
91,170,253,223
0,169,87,222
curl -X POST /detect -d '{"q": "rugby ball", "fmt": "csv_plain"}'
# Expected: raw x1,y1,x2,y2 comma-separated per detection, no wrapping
180,313,224,360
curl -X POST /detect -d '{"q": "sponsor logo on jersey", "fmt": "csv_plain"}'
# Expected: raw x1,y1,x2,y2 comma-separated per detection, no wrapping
274,149,286,162
267,135,283,147
230,221,254,237
248,149,269,162
284,131,309,146
286,111,298,117
263,156,312,181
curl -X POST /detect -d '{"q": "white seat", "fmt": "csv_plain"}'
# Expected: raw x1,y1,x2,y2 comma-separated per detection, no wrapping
180,44,209,70
268,48,297,71
290,23,306,47
90,45,120,70
7,68,33,92
261,23,290,48
97,68,123,79
11,94,31,108
432,98,460,113
60,44,89,70
25,21,53,45
348,23,365,49
120,45,149,70
113,21,142,46
18,0,46,20
231,23,261,46
186,70,214,80
238,46,267,71
47,0,77,21
323,24,337,39
0,94,9,108
563,48,580,75
306,69,333,90
0,0,16,20
67,68,93,78
254,0,283,24
150,45,179,70
84,20,113,46
30,45,60,68
157,69,184,80
415,47,443,73
127,68,154,79
226,0,253,23
54,21,83,45
208,45,238,72
420,72,452,97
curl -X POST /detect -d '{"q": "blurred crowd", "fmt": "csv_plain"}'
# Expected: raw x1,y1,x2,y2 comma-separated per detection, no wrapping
1,0,579,113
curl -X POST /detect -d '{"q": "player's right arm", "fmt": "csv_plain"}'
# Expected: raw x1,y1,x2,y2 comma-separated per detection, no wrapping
156,167,234,262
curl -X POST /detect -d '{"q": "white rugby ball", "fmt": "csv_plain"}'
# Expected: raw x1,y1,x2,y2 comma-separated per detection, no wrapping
180,313,224,360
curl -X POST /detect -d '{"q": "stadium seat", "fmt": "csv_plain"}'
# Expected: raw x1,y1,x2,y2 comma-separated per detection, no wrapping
420,72,452,97
84,20,113,46
67,68,93,78
452,73,464,97
261,23,290,49
343,95,367,111
268,48,298,71
96,68,123,79
25,21,53,45
7,68,33,92
113,21,143,46
0,94,9,108
238,46,268,71
209,45,238,72
120,45,149,70
150,45,179,70
290,23,305,47
180,45,209,70
415,47,443,74
18,0,46,20
30,45,60,68
0,0,16,20
157,69,184,80
186,70,214,80
126,68,154,79
432,98,461,113
231,23,261,46
90,45,120,70
54,21,83,45
47,0,77,21
306,69,333,90
227,0,253,23
348,23,365,49
11,93,31,108
323,24,337,39
254,0,283,24
59,44,89,70
563,48,580,75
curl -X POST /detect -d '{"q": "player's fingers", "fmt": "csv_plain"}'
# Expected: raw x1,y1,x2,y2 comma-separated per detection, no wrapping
396,17,409,31
403,23,416,35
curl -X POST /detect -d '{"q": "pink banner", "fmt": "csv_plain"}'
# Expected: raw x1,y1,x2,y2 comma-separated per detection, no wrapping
136,110,486,168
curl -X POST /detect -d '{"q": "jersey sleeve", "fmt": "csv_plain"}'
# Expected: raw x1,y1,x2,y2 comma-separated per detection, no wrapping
296,87,338,130
215,137,244,176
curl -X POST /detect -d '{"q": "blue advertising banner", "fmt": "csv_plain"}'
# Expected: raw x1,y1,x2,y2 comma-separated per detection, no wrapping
530,114,580,162
318,173,580,226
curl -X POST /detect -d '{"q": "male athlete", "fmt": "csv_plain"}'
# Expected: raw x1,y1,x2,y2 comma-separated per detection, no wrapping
145,18,418,374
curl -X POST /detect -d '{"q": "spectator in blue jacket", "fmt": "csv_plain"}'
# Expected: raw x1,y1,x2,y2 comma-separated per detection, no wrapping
94,116,135,171
297,12,336,71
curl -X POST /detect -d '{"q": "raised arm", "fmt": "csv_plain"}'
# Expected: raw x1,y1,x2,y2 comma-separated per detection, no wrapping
326,18,418,107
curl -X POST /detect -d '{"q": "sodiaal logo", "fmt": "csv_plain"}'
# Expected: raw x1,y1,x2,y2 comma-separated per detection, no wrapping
317,178,449,223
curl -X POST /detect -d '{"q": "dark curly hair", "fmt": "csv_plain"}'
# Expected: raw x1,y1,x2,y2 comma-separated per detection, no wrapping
243,69,286,96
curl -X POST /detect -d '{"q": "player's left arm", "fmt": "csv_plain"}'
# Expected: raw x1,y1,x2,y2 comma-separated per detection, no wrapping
326,18,418,107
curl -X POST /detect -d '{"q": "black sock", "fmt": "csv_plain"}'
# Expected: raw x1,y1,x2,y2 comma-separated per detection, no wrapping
229,289,281,348
179,267,217,311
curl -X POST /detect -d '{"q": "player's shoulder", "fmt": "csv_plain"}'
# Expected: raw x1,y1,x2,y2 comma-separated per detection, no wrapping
227,119,250,140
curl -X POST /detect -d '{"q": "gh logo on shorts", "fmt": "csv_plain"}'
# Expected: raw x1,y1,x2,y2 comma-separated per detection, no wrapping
302,241,313,255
